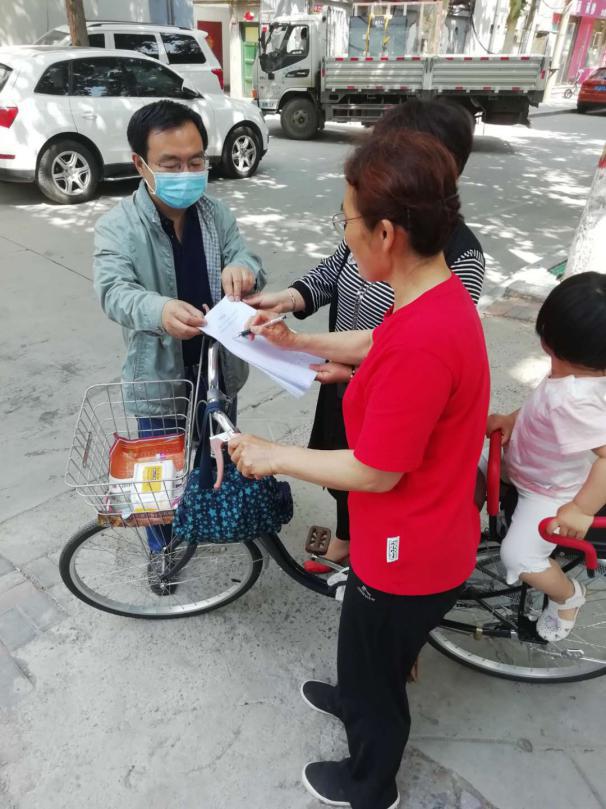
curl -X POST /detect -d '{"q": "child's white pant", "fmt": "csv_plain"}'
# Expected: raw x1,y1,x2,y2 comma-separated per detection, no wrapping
480,451,569,585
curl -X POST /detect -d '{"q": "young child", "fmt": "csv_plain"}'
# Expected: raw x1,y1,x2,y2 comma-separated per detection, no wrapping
482,271,606,642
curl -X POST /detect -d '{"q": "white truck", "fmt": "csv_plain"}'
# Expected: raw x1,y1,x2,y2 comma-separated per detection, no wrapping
254,9,550,139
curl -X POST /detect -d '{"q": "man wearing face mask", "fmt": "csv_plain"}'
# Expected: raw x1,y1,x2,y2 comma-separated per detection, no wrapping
93,101,265,589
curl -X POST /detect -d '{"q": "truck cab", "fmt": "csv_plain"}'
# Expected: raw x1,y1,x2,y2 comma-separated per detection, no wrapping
255,15,324,139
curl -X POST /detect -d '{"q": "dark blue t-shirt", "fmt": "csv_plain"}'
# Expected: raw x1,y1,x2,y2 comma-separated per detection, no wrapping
161,205,212,369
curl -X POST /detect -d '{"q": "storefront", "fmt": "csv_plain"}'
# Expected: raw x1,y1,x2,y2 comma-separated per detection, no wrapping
562,0,606,81
194,0,261,97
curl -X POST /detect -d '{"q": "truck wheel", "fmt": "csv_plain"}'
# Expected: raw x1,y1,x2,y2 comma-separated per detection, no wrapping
221,125,261,179
37,139,100,204
280,98,319,140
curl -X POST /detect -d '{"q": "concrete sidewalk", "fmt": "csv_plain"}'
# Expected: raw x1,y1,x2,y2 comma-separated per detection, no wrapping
1,315,605,809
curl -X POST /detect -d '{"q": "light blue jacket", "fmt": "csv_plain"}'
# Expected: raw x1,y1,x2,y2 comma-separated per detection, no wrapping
93,182,266,413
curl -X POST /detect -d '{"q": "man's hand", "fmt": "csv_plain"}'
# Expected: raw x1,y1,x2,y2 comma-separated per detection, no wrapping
549,502,594,539
222,265,255,302
486,412,517,445
310,362,352,385
228,434,278,479
162,299,206,339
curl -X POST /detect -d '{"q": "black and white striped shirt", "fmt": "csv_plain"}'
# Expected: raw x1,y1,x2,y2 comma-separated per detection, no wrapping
291,220,485,332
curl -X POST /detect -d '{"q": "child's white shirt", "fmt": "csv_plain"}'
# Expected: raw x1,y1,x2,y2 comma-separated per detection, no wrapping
504,375,606,498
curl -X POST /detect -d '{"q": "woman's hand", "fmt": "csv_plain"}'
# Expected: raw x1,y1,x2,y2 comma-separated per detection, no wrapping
244,288,303,313
486,412,517,445
243,310,301,350
228,434,279,479
549,501,594,539
310,362,352,385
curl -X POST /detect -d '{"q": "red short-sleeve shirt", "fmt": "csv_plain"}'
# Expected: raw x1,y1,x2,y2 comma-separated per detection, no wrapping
343,275,490,595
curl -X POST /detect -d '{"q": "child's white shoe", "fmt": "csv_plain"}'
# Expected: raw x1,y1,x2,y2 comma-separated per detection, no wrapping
536,579,586,642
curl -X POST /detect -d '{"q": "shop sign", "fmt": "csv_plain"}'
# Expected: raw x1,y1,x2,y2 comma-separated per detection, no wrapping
573,0,606,18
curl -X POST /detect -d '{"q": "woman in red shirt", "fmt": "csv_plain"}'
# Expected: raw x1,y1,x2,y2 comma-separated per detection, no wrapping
229,130,490,809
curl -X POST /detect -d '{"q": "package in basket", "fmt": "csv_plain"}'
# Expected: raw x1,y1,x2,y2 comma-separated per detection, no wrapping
107,433,186,515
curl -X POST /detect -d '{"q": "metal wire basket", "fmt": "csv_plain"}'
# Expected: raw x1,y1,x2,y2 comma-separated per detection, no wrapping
65,379,194,526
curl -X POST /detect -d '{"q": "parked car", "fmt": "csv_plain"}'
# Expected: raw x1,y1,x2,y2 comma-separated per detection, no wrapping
577,67,606,114
36,21,224,94
0,46,269,204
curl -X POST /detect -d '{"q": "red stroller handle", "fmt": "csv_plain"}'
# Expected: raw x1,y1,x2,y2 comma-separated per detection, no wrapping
486,430,502,518
538,517,606,572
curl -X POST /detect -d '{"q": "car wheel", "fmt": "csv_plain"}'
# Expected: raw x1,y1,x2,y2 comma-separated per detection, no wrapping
37,139,100,204
280,98,319,140
221,126,261,179
576,103,588,114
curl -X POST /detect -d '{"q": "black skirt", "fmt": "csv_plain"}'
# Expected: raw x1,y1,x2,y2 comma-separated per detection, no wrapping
308,382,351,540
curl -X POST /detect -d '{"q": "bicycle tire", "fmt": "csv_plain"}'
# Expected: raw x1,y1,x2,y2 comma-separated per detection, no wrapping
60,521,264,619
429,548,606,683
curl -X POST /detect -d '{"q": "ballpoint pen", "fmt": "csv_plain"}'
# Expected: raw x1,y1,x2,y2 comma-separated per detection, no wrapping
238,314,287,338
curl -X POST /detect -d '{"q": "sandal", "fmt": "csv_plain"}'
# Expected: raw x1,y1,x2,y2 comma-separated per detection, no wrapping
536,579,586,642
304,557,349,575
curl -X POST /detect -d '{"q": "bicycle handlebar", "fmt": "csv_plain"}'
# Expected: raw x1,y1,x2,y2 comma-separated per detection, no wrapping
538,517,606,573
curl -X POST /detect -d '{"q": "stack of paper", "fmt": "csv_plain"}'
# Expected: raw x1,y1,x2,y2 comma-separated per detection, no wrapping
200,298,323,398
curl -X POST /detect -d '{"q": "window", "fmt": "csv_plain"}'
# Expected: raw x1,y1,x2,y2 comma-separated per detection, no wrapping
71,58,131,97
34,62,69,95
285,25,309,58
114,32,159,59
161,33,206,64
88,34,105,48
0,64,12,93
126,58,184,97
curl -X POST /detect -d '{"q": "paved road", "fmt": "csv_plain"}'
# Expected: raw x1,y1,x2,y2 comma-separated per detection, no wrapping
0,108,605,809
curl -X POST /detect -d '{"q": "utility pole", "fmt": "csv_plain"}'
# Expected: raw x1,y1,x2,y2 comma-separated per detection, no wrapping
543,0,572,100
564,145,606,278
65,0,89,46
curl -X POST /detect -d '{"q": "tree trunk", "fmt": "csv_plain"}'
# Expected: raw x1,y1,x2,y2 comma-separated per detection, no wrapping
65,0,89,47
564,145,606,278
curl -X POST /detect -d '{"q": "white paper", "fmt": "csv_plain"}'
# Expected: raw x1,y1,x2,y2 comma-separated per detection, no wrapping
200,298,322,398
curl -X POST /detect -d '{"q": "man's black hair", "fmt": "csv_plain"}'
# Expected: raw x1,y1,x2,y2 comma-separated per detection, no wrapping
536,271,606,370
127,100,208,159
373,99,475,175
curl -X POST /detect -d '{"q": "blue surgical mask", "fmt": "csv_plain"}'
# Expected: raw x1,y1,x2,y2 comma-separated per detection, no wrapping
141,157,208,208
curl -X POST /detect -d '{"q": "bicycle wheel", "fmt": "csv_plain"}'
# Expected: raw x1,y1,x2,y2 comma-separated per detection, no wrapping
429,545,606,683
60,521,264,619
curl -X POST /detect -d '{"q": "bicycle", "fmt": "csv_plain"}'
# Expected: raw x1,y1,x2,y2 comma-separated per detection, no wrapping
61,341,606,683
564,72,582,99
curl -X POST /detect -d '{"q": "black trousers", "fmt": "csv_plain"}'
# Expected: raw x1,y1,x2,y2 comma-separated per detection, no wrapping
336,569,460,809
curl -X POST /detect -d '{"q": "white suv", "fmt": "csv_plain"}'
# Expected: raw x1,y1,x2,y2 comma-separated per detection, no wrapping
0,46,269,204
36,22,224,95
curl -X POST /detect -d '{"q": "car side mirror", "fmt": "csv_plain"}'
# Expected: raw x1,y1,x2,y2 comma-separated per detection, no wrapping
181,84,202,99
268,72,275,80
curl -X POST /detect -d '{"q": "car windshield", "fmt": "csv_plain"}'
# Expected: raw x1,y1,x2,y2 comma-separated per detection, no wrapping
36,29,69,45
591,67,606,80
0,64,12,93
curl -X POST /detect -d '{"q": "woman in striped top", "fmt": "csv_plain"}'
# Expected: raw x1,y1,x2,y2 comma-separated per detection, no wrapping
246,100,485,571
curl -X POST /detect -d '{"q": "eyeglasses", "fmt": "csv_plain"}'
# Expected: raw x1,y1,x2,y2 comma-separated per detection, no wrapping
331,212,364,235
153,157,208,172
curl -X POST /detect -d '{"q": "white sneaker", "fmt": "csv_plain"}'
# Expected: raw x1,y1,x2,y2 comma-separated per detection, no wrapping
536,579,586,642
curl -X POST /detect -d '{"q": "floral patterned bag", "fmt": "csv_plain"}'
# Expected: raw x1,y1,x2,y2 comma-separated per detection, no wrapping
172,406,293,544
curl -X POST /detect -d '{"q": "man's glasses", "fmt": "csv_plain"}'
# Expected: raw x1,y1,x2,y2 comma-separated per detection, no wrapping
331,212,363,235
155,157,207,172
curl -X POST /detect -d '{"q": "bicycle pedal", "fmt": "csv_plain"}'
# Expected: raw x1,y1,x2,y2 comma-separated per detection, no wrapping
305,525,331,555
